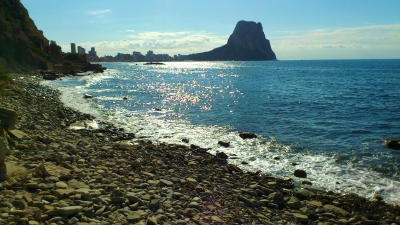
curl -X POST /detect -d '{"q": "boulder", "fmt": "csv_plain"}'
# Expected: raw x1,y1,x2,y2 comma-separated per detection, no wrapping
218,141,230,147
216,152,228,159
294,169,307,178
239,132,257,139
268,192,285,208
385,139,400,150
36,163,72,178
0,108,17,130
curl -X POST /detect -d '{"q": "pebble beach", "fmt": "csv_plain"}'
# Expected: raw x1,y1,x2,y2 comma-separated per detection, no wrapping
0,75,400,225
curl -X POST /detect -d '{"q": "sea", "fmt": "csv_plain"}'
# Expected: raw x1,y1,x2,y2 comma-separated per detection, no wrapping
42,59,400,204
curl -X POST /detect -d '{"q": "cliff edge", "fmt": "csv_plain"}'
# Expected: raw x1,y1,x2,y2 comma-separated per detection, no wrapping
188,21,277,61
0,0,50,71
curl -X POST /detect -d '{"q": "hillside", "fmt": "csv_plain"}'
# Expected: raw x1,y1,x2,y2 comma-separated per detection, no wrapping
0,0,50,72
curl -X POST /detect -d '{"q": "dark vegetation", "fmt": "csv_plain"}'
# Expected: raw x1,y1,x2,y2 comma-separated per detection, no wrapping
0,0,52,72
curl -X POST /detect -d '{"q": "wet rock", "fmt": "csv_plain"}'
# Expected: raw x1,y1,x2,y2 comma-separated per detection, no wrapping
294,169,307,178
239,132,257,139
218,141,230,147
323,204,350,216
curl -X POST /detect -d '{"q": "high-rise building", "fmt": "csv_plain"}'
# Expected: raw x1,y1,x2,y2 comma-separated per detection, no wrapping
77,46,85,54
71,43,76,53
145,50,155,62
88,47,97,57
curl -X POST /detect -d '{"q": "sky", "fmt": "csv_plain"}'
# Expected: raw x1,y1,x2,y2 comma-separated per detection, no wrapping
21,0,400,60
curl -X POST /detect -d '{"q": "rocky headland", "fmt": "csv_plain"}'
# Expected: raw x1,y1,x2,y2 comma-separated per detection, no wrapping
188,21,277,61
0,75,399,224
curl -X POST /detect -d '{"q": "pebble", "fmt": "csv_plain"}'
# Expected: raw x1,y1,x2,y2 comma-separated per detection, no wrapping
57,206,83,216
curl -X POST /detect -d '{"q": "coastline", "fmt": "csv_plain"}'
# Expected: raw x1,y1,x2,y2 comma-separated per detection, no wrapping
0,75,399,224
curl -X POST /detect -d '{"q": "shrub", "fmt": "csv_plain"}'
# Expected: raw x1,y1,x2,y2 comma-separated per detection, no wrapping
63,60,73,66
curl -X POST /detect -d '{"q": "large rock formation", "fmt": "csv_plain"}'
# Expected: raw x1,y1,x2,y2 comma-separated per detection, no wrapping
188,21,277,61
0,0,50,71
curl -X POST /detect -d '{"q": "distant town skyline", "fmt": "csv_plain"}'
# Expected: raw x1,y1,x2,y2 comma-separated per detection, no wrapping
69,43,187,62
22,0,400,60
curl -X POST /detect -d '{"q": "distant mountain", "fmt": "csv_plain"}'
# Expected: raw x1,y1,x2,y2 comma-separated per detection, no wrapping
0,0,50,71
188,20,277,61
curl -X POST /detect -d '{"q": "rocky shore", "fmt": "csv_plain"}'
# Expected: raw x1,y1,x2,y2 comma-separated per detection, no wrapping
0,75,399,225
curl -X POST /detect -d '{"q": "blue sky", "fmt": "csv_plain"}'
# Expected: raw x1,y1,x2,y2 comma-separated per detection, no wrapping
21,0,400,60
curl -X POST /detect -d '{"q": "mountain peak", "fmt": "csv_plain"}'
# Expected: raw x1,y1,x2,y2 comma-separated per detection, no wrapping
188,20,276,61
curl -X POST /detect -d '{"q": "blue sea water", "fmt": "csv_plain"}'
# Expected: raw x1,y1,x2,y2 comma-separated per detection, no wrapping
43,59,400,204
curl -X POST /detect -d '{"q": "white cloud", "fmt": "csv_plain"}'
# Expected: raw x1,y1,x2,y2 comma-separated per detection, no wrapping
89,9,110,15
70,31,227,56
270,24,400,59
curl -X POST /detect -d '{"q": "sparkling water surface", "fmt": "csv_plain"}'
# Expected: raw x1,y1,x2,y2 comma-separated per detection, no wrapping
43,59,400,204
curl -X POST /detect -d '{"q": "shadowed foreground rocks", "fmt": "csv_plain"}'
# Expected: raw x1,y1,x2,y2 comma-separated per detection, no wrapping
0,76,399,224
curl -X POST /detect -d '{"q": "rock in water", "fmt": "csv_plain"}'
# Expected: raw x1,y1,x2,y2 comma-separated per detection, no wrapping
188,20,277,61
294,169,307,178
385,139,400,150
239,132,257,139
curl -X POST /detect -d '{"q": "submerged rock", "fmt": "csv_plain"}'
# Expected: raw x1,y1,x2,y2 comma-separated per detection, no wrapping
385,139,400,150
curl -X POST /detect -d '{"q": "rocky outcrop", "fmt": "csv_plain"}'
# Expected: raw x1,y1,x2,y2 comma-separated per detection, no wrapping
0,0,50,71
188,20,277,61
